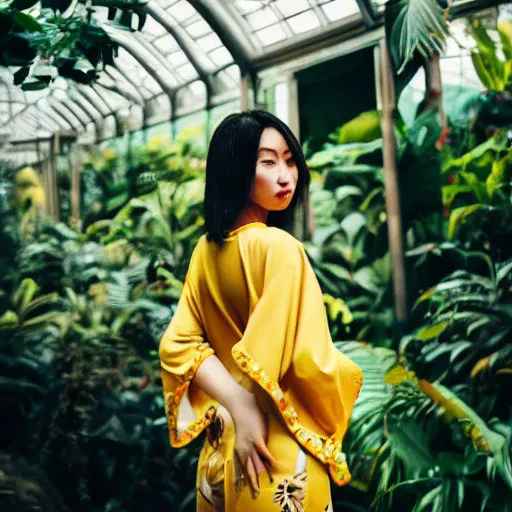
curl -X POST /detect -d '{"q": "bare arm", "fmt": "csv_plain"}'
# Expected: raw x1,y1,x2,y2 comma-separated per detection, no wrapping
194,355,276,498
194,354,251,412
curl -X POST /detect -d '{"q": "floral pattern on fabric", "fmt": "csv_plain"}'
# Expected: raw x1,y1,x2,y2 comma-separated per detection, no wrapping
233,349,353,486
273,471,307,512
163,342,217,447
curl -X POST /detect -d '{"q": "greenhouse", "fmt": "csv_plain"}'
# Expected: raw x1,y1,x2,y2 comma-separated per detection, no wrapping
1,0,512,510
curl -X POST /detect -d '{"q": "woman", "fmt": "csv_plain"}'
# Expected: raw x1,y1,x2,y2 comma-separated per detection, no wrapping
159,110,363,512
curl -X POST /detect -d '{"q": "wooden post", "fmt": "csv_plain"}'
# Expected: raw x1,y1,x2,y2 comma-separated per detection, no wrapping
379,40,408,323
48,135,60,222
240,74,251,112
70,147,81,231
40,158,50,218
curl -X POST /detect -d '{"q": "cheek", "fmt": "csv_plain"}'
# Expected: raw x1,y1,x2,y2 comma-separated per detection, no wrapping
291,166,299,184
252,169,274,195
250,168,277,206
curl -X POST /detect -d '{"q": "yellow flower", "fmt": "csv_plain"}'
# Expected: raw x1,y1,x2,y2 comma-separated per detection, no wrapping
177,124,203,142
148,135,171,153
102,148,117,161
15,167,42,187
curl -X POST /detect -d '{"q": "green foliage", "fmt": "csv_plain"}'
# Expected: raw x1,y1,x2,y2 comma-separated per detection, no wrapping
328,20,512,510
470,18,512,92
0,0,146,88
386,0,449,75
307,106,444,342
441,132,512,262
0,134,206,511
307,133,392,344
82,132,206,280
385,0,449,99
339,332,512,512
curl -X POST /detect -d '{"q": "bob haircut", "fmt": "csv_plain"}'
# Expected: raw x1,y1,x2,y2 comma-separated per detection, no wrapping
204,110,310,246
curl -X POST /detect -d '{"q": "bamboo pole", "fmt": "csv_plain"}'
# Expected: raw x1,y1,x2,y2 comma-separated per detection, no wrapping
379,40,408,323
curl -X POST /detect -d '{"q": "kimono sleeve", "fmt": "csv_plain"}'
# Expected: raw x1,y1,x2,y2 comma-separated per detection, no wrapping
159,248,217,448
232,232,363,485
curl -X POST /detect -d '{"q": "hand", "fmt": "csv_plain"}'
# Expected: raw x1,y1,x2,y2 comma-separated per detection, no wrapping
229,392,277,498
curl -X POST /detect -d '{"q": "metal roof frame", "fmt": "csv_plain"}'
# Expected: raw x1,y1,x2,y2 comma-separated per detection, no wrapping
0,0,507,150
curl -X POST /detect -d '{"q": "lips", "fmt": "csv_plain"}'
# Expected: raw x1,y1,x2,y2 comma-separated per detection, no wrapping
276,189,293,199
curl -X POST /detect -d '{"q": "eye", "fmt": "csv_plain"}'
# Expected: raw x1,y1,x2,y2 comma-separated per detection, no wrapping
261,159,275,166
287,157,296,166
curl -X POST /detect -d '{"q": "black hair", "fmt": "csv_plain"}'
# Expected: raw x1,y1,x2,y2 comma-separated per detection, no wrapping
204,110,310,246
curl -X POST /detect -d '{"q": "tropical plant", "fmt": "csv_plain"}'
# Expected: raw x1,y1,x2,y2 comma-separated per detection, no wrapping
307,105,444,342
441,133,512,262
470,17,512,93
339,320,512,511
0,131,210,510
83,134,206,281
385,0,450,97
0,278,61,456
0,0,146,89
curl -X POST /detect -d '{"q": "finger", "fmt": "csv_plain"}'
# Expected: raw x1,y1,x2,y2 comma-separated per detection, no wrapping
255,438,278,469
250,449,266,476
263,412,270,443
246,456,260,499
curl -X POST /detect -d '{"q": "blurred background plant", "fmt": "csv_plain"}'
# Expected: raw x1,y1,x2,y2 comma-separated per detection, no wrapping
0,129,205,511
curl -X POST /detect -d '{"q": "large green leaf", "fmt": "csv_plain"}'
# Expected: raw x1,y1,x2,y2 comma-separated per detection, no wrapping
12,11,43,32
419,380,512,489
331,110,382,144
388,0,449,74
448,204,484,239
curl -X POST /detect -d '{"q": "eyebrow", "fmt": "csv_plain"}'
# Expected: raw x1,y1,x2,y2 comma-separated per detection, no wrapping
258,147,292,155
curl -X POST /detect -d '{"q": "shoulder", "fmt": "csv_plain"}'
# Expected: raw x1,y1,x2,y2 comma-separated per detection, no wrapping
187,235,208,270
242,227,304,259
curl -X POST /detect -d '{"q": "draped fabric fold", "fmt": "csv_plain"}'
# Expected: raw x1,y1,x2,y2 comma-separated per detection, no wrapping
232,231,363,485
160,246,217,447
159,224,363,486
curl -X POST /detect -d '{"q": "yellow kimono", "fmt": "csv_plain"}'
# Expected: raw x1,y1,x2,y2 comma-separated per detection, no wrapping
159,222,363,511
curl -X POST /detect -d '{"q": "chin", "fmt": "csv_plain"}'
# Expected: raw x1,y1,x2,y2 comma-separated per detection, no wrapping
269,202,292,212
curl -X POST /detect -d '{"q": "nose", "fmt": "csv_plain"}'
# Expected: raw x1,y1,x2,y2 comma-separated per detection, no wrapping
277,160,292,186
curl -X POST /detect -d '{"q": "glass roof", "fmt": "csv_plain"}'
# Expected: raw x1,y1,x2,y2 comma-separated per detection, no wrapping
0,0,491,155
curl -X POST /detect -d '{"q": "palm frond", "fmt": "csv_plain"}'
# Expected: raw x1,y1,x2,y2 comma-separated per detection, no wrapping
389,0,449,74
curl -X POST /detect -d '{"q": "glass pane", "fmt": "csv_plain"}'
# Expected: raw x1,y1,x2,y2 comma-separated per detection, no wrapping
209,47,232,67
225,64,241,82
158,0,178,8
197,33,223,52
141,76,162,96
141,16,167,37
176,63,198,81
233,0,264,15
168,0,197,23
166,50,189,67
11,103,25,117
274,0,310,18
322,0,359,21
185,19,210,38
188,80,206,98
287,10,321,34
153,34,179,54
255,24,287,46
246,7,279,31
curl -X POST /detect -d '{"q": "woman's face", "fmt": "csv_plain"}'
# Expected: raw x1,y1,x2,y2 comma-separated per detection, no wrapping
250,127,299,212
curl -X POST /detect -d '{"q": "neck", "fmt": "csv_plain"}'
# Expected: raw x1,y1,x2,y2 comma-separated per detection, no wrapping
233,203,268,230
